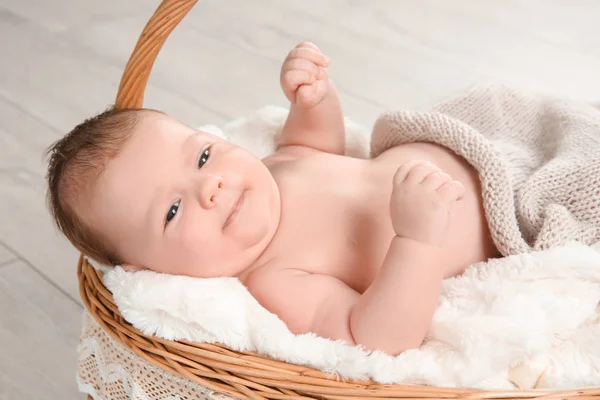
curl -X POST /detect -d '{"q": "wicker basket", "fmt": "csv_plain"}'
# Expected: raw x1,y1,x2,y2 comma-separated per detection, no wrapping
79,0,600,399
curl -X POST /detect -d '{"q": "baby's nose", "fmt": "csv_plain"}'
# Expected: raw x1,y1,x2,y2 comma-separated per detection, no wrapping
198,175,224,209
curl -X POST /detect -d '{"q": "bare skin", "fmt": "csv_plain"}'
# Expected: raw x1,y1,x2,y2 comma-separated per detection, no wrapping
86,42,499,356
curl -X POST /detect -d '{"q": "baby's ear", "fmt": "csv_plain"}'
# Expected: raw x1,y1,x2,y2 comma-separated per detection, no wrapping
121,263,145,272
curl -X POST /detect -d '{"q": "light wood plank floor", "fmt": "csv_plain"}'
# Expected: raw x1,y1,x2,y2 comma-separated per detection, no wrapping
1,0,599,398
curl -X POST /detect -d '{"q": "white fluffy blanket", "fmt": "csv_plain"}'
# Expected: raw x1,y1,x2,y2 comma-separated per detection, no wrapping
101,106,600,390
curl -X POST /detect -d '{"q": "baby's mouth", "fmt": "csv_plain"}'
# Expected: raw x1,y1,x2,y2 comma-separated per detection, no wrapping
223,190,245,231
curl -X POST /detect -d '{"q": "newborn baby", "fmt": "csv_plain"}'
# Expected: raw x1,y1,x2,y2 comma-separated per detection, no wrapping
47,42,499,355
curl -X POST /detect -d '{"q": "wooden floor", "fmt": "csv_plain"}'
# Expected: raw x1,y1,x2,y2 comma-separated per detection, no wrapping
1,0,599,398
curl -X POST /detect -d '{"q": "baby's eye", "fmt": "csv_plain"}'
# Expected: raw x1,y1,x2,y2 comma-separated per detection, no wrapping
198,148,210,168
166,200,180,225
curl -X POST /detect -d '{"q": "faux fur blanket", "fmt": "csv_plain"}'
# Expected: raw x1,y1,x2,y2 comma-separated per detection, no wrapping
372,84,600,256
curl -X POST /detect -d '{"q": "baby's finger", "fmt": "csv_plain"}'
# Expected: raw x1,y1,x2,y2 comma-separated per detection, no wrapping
393,160,429,185
295,41,321,52
281,70,314,91
405,162,439,184
282,58,322,79
423,172,452,190
437,180,466,201
286,47,329,67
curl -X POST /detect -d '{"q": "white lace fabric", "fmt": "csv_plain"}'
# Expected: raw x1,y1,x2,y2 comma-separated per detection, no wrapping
77,312,233,400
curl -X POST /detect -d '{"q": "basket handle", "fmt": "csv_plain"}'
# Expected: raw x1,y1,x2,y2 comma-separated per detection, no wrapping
115,0,198,109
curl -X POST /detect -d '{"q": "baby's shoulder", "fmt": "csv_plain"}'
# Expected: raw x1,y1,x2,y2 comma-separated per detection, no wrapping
243,265,354,335
243,264,309,293
243,266,312,328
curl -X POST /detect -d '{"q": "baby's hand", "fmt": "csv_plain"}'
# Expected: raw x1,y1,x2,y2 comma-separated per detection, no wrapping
280,42,331,108
390,160,465,246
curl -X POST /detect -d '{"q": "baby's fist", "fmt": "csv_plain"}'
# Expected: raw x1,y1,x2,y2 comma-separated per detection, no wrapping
280,42,330,108
390,160,465,246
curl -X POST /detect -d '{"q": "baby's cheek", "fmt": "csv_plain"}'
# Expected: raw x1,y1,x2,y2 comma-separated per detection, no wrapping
179,224,205,254
180,221,222,260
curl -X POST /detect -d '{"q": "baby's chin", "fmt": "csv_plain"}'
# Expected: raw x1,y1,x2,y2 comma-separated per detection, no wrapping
235,220,272,246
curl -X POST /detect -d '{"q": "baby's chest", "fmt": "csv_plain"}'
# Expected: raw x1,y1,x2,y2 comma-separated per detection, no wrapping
269,161,393,290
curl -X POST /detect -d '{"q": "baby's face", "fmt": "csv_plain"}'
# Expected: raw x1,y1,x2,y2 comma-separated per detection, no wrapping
86,111,281,278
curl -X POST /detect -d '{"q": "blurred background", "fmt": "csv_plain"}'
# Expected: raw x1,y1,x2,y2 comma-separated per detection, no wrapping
1,0,599,398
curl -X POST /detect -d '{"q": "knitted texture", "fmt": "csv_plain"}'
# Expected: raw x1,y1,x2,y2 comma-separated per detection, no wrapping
371,85,600,256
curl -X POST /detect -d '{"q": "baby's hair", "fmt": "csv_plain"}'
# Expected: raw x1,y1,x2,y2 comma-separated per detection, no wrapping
46,106,151,266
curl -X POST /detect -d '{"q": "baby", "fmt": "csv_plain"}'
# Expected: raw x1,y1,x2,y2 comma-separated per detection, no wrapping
47,42,499,355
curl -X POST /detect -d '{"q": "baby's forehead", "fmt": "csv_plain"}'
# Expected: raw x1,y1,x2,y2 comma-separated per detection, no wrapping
137,110,186,131
135,112,216,142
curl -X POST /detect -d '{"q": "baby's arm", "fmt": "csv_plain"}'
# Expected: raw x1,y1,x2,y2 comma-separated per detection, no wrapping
277,42,345,155
249,238,445,354
248,161,465,355
353,161,466,352
350,237,445,352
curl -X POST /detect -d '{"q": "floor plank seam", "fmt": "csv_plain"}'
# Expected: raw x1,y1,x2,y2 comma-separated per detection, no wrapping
0,258,19,269
52,15,387,117
0,90,64,137
30,20,237,122
0,242,82,308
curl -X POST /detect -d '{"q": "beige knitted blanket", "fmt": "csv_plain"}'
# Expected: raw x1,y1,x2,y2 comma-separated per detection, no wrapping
371,85,600,256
